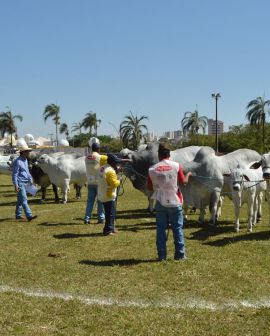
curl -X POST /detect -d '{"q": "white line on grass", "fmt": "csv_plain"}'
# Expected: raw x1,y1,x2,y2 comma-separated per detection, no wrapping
1,285,270,310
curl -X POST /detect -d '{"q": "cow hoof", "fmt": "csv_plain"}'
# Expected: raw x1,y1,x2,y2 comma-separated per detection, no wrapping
248,228,252,233
257,217,262,222
235,228,240,233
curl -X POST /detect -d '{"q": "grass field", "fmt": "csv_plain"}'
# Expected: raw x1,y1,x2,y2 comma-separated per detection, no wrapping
1,174,270,335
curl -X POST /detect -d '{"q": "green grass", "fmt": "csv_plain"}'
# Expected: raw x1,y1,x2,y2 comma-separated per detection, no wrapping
1,174,270,335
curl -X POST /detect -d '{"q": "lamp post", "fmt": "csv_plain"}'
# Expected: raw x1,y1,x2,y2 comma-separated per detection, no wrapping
211,93,221,153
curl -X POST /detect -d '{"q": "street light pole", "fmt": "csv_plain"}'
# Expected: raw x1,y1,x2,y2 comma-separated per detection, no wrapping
211,93,221,153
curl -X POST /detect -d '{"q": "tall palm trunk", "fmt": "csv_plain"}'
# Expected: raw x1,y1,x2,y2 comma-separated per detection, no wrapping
56,123,59,146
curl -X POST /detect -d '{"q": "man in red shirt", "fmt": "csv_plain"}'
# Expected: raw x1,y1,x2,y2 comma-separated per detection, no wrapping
148,143,192,261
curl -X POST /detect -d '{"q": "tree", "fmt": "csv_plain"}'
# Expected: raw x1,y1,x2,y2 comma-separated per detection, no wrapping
82,112,101,136
181,109,208,136
43,104,60,146
60,122,69,139
0,109,23,146
246,96,270,153
119,111,149,150
71,122,83,136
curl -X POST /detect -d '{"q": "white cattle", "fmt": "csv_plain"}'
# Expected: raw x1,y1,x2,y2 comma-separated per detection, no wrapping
37,153,87,203
223,164,266,232
120,143,202,213
181,148,262,225
0,155,12,175
249,153,270,225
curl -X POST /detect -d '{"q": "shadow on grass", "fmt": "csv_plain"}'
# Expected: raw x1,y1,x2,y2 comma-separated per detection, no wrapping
79,258,157,267
0,218,12,222
119,222,156,232
204,230,270,247
38,222,84,227
54,232,103,239
0,201,17,206
188,223,234,241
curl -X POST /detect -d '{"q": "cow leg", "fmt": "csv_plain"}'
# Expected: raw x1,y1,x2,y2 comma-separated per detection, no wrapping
75,184,82,199
147,198,155,214
52,184,60,203
265,190,270,226
39,187,46,204
216,196,224,219
209,192,220,226
198,206,206,225
256,191,263,223
232,194,241,232
62,179,70,204
247,193,255,232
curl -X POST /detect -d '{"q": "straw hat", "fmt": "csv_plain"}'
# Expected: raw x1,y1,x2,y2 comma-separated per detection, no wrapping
17,144,32,153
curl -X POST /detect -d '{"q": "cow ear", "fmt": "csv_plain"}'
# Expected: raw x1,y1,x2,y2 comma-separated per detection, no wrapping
223,173,231,177
243,174,250,181
250,161,262,169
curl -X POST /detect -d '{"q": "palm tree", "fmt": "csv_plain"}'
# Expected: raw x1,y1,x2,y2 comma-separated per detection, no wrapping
71,122,83,136
246,96,270,153
60,122,69,139
0,109,23,147
181,109,208,136
119,111,149,150
43,104,60,146
82,112,101,136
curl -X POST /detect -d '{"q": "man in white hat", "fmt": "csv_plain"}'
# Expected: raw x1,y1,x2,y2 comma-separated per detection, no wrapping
12,144,37,221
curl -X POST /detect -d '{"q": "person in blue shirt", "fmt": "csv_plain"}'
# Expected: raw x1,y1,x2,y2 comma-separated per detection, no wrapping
12,145,37,221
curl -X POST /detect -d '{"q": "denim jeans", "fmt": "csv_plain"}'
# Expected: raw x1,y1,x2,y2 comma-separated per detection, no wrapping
103,200,116,234
84,185,105,222
16,183,32,219
155,201,185,260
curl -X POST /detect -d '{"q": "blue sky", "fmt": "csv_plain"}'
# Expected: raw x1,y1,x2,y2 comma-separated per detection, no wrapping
0,0,269,139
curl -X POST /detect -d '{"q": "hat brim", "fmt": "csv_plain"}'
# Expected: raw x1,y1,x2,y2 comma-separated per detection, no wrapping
19,148,32,152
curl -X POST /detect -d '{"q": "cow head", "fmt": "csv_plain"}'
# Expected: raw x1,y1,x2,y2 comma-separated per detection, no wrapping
223,166,250,192
250,153,270,180
37,154,50,165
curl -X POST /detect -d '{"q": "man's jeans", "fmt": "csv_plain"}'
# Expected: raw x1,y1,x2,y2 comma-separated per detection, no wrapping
103,200,116,234
16,183,32,219
155,201,185,260
84,185,105,222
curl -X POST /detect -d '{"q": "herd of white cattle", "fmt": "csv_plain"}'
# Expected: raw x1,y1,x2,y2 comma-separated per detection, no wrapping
1,143,270,233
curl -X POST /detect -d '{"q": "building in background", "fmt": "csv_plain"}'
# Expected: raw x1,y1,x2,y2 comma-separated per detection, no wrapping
207,119,224,136
145,132,158,142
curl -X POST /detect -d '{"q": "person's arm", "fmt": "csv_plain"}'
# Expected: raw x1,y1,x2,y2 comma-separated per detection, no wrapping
147,175,153,192
26,162,33,184
12,160,20,192
178,165,192,185
106,170,120,189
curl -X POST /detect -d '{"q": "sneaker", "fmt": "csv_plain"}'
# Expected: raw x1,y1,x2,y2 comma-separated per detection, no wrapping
27,215,38,222
174,256,187,261
16,216,25,220
84,219,90,224
97,219,104,224
103,231,114,236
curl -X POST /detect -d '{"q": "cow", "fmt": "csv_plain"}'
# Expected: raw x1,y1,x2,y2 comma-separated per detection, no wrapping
0,155,12,175
181,147,262,226
37,153,87,203
121,143,202,213
223,164,266,232
249,153,270,226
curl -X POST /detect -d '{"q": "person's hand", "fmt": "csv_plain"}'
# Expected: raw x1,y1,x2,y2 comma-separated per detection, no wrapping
15,186,19,192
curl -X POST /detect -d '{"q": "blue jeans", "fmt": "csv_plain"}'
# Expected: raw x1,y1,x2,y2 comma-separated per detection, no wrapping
16,183,32,219
84,185,105,222
155,201,185,260
103,201,116,234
